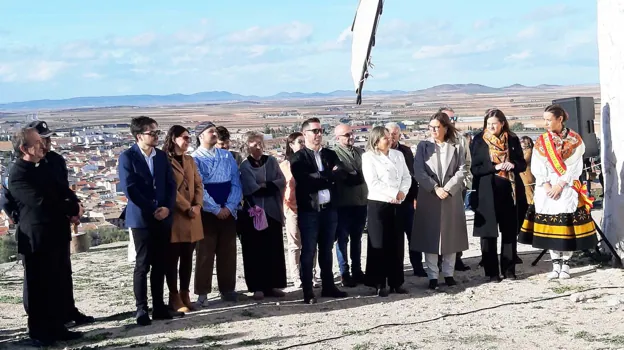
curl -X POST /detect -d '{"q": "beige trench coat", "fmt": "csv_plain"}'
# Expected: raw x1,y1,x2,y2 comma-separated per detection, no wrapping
410,139,469,255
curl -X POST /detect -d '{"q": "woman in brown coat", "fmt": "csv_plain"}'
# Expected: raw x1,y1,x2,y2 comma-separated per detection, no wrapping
520,136,536,204
163,125,204,313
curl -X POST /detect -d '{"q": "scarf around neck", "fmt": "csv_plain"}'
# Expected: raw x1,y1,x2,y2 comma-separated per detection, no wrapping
483,130,516,204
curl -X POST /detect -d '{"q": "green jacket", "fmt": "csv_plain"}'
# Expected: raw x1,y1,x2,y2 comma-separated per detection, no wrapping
333,144,368,207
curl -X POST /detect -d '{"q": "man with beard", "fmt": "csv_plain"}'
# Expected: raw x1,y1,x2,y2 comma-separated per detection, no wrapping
332,124,367,287
9,127,84,346
385,122,427,277
215,126,244,166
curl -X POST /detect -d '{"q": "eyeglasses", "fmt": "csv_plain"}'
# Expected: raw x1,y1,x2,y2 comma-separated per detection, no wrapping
338,133,353,138
143,130,161,137
428,126,441,131
180,136,191,141
305,128,323,135
450,116,458,122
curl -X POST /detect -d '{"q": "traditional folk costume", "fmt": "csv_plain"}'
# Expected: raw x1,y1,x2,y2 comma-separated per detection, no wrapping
519,128,597,279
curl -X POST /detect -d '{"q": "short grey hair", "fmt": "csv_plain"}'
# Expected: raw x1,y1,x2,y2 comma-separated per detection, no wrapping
12,127,37,158
366,126,389,152
385,122,400,131
438,106,454,113
243,131,265,157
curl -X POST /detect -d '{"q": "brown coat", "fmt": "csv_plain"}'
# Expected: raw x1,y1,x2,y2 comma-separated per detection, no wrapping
169,154,204,243
520,148,535,204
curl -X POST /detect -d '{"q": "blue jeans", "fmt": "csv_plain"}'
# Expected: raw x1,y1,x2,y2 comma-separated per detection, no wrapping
298,208,338,292
335,205,367,276
464,190,472,209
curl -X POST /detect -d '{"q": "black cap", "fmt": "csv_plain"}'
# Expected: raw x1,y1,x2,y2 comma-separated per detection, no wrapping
195,121,216,136
27,120,54,138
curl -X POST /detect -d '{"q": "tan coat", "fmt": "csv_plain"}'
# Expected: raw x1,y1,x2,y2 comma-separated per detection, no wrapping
169,154,204,243
411,139,469,255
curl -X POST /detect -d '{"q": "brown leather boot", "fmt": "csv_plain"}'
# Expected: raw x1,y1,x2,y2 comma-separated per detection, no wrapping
169,292,190,313
179,290,196,311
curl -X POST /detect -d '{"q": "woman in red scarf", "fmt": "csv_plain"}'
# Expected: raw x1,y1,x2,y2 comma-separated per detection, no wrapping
470,109,528,282
519,104,597,280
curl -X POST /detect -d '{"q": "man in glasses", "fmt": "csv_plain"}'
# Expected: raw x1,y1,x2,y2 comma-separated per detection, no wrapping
385,122,427,277
290,117,348,304
438,106,471,271
118,116,180,326
332,124,367,287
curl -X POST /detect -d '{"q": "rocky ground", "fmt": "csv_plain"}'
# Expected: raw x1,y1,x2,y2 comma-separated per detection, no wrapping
2,210,624,350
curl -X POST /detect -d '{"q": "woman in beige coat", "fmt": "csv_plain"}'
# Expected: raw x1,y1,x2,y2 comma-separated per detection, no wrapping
163,125,204,313
411,112,468,290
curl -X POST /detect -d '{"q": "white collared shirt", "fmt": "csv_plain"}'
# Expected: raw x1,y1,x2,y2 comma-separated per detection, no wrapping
140,147,156,176
312,147,331,204
362,149,412,203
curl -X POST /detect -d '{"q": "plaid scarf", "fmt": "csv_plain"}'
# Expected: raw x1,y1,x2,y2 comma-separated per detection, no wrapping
483,130,516,204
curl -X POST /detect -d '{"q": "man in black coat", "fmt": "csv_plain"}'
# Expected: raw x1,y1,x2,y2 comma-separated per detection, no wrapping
385,122,427,277
290,118,348,304
9,127,84,346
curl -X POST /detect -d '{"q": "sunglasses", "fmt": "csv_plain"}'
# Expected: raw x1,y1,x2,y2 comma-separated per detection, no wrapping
180,135,191,141
143,130,161,137
428,126,441,131
306,128,324,135
338,132,353,138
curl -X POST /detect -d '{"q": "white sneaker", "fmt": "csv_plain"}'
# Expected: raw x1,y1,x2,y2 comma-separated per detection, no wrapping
559,263,571,279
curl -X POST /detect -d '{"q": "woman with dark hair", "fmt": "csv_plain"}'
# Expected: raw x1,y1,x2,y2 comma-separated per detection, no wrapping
362,126,412,296
279,132,320,288
519,104,597,280
470,109,527,282
162,125,204,312
520,136,536,204
238,131,287,300
411,112,468,290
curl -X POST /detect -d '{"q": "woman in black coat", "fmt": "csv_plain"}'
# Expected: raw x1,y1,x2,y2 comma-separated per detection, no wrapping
470,109,528,282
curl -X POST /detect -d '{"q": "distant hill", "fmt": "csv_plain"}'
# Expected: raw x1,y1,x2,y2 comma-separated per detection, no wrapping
0,84,570,111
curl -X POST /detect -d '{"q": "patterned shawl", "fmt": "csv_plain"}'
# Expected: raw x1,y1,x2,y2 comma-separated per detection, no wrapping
534,128,582,165
483,130,516,204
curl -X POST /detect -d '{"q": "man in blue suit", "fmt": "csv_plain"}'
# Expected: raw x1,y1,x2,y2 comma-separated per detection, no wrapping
118,116,180,326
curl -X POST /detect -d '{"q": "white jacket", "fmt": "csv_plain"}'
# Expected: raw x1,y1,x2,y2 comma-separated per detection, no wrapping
362,149,412,203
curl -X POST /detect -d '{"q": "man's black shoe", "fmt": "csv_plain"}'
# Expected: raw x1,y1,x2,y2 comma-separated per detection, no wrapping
444,277,457,286
341,274,356,288
352,271,366,285
376,287,389,297
455,261,471,271
303,291,317,304
153,307,184,320
321,287,348,298
69,310,95,326
390,286,409,294
136,309,151,326
413,267,428,277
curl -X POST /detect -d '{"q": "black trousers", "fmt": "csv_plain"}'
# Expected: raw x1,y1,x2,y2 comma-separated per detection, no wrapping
365,201,404,289
481,180,517,277
165,242,195,293
23,249,65,341
132,224,170,312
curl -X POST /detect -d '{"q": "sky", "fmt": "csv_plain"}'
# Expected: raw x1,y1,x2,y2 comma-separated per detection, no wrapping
0,0,599,103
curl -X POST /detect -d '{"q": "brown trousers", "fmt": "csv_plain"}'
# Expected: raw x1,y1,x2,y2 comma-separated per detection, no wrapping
194,212,237,295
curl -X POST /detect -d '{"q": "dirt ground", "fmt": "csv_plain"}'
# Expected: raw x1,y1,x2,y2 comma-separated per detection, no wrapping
2,209,624,350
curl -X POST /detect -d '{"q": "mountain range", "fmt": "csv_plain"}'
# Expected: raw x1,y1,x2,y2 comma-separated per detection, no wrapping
0,83,566,111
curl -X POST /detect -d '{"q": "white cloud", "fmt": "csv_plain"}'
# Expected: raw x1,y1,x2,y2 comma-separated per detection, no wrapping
337,26,352,43
112,32,157,48
412,39,497,59
0,63,17,82
226,21,313,44
505,50,532,61
473,19,493,30
247,45,269,58
62,41,97,59
517,25,538,39
26,61,69,81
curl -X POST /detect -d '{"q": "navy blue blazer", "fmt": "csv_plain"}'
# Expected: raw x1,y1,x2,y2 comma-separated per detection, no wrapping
118,144,176,229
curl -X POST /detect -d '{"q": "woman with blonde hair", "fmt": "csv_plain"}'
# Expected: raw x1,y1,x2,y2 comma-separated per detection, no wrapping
162,125,204,312
411,113,468,289
238,131,287,300
362,126,412,296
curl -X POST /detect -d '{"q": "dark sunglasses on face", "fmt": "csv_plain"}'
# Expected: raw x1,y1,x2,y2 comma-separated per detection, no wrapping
306,128,323,135
180,136,191,141
143,130,161,137
428,126,441,131
339,132,353,138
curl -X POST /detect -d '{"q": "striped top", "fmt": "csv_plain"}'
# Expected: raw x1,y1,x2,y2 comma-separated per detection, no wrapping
191,146,242,219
